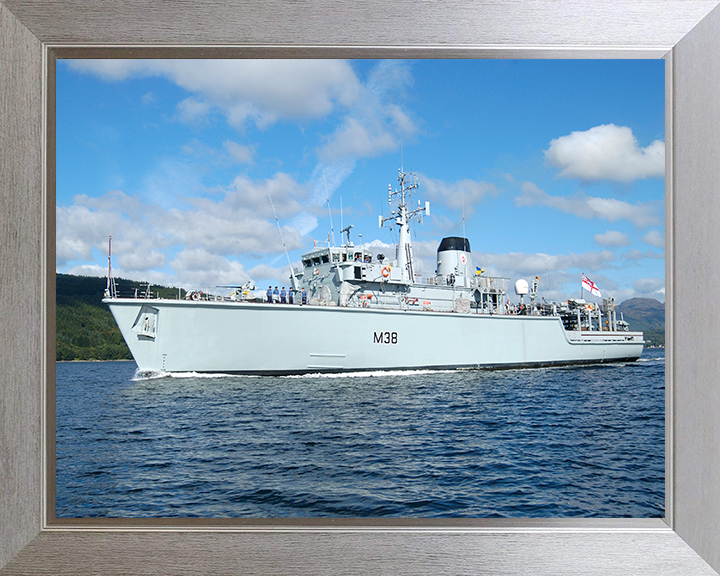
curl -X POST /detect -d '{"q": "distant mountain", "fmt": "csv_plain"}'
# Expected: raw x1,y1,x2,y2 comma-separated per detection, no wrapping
616,297,665,347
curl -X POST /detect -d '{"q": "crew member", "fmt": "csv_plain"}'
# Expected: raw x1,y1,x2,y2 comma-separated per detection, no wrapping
288,289,294,304
301,288,307,305
273,286,279,303
266,286,272,303
280,287,287,304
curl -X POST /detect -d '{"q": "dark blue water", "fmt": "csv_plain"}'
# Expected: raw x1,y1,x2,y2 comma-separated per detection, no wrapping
56,350,664,518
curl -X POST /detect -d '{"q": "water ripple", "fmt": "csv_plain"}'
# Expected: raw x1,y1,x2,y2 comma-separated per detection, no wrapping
56,349,665,518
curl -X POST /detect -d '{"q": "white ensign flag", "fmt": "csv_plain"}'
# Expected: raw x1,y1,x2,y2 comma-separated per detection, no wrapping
582,274,602,298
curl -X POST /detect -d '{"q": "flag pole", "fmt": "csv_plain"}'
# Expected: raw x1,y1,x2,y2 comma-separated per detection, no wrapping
580,273,584,299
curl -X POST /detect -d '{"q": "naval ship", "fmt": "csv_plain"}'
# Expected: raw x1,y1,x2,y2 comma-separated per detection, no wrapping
104,168,644,375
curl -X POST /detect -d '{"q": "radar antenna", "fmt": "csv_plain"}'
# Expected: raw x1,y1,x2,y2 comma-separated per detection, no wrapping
341,224,354,247
378,167,430,282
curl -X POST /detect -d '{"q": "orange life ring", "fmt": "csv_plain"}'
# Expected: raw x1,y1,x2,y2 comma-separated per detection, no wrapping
382,267,390,277
191,292,200,301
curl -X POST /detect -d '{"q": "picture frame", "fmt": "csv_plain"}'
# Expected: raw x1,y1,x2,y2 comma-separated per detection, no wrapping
2,1,720,574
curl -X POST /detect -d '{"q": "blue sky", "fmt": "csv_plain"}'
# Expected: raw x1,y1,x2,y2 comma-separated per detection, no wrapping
56,59,665,303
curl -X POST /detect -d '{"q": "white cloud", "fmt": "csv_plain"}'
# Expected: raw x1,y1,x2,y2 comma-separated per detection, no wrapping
179,138,255,169
56,171,312,287
65,263,111,278
176,97,211,124
516,181,661,228
623,249,664,262
246,262,306,289
420,175,499,215
321,117,397,160
180,139,226,166
56,193,144,266
318,61,419,162
632,277,665,299
65,58,418,168
594,230,631,248
642,229,665,248
118,250,167,272
65,59,361,129
287,213,319,237
168,248,253,288
309,160,357,206
468,250,628,302
387,105,416,134
223,140,255,164
367,60,413,98
544,124,664,182
65,59,146,81
141,159,206,209
476,250,617,278
217,172,306,219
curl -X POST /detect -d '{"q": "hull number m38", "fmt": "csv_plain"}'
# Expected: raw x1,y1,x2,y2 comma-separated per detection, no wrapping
374,331,398,344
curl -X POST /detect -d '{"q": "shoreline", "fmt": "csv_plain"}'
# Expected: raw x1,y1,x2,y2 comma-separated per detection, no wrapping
56,359,135,363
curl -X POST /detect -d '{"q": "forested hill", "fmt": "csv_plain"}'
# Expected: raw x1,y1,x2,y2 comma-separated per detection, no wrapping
56,274,182,361
615,297,665,347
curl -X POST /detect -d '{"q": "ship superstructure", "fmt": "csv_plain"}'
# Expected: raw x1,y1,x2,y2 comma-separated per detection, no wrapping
294,168,507,316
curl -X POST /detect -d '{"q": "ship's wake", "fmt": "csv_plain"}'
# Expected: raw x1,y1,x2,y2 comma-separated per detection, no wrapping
132,369,170,381
131,369,231,381
283,368,459,379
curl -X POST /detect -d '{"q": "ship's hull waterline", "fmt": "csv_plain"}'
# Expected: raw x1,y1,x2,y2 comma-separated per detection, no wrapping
105,298,644,375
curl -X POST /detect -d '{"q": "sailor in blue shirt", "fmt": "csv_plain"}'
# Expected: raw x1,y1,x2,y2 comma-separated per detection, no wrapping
280,287,287,304
266,286,272,303
288,289,294,304
301,288,307,305
273,286,279,303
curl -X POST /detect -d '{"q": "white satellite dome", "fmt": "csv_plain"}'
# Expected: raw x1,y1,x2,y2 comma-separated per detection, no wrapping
514,279,529,296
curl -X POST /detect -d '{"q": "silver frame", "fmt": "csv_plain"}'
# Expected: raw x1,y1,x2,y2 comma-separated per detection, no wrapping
2,1,720,574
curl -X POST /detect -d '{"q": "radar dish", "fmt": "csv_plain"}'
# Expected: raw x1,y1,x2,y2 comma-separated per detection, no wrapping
515,279,529,295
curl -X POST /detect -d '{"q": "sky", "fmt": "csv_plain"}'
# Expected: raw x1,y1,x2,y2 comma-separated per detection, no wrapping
56,59,665,304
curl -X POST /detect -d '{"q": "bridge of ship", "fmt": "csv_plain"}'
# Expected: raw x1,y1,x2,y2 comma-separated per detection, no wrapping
297,246,511,313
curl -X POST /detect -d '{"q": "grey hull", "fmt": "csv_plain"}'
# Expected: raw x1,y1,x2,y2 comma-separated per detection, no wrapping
105,298,645,375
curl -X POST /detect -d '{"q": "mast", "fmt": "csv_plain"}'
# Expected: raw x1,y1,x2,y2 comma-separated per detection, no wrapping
107,235,112,289
379,167,429,283
105,235,112,298
267,191,298,289
323,169,335,247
